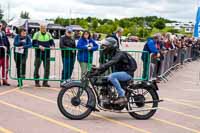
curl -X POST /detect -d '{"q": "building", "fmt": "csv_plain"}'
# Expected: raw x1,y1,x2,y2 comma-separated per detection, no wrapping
166,22,194,33
8,18,65,38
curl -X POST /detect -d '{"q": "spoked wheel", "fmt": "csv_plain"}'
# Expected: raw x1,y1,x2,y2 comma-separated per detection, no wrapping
57,85,95,120
126,85,159,120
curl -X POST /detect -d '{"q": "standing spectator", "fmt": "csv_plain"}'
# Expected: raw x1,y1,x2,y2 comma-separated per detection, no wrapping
110,27,124,49
92,33,98,41
77,31,98,78
180,36,187,65
141,35,160,80
0,20,7,32
14,27,32,87
97,34,101,41
74,30,81,40
60,28,76,82
164,33,173,50
32,24,55,87
30,29,35,38
0,22,10,86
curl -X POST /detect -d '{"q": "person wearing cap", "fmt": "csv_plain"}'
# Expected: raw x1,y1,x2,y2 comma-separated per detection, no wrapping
60,28,76,82
32,24,55,87
111,27,124,49
0,22,10,86
141,35,160,80
13,27,32,87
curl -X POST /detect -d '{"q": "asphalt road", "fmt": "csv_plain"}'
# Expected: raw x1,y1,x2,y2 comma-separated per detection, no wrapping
0,39,200,133
0,59,200,133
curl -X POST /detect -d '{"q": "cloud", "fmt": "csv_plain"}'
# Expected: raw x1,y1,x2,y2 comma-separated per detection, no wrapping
0,0,197,21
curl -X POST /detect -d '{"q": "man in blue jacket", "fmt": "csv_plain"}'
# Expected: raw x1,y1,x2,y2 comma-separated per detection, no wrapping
142,35,160,80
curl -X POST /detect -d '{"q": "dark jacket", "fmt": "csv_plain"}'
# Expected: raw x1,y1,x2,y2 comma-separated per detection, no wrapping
0,31,10,57
77,38,98,63
13,35,32,56
99,51,137,77
60,35,76,58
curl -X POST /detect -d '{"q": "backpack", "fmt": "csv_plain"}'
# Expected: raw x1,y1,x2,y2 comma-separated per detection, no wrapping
125,52,138,72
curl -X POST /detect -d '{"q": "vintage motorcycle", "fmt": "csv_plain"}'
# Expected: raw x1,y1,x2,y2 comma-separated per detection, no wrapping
57,67,163,120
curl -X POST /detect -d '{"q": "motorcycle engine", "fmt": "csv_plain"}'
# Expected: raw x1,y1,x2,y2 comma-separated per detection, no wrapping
99,86,125,111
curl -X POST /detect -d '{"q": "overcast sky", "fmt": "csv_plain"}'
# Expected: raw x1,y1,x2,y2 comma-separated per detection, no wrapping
0,0,198,22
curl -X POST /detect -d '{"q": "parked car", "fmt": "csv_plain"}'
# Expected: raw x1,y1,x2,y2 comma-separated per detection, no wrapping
127,36,139,42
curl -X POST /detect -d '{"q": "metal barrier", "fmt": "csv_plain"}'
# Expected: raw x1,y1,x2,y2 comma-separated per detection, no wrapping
9,47,150,87
9,47,82,83
151,46,193,81
0,46,8,81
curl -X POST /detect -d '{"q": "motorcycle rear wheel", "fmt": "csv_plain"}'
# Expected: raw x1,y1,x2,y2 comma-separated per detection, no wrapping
126,85,158,120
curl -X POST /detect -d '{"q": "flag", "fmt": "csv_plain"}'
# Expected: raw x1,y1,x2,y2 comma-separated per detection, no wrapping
194,6,200,37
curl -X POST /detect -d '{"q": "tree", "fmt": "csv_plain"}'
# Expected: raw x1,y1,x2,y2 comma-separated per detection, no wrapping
92,19,98,30
20,11,30,19
78,19,89,29
137,27,150,38
154,19,166,30
167,28,179,34
0,5,3,20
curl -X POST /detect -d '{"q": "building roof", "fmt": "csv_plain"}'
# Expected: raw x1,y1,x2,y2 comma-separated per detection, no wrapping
47,24,65,30
65,25,85,31
8,18,53,28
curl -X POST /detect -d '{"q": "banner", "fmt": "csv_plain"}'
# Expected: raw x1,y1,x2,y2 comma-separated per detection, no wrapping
194,6,200,38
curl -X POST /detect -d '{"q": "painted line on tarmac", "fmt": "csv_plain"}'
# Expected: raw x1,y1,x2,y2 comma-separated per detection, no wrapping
41,88,200,120
0,88,18,96
17,89,200,133
16,90,151,133
158,106,200,120
182,89,200,92
0,100,87,133
33,87,200,131
178,99,200,104
165,98,200,109
152,118,200,133
165,98,200,104
0,127,13,133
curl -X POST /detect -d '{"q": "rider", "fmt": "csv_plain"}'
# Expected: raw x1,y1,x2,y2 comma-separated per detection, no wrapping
93,37,137,104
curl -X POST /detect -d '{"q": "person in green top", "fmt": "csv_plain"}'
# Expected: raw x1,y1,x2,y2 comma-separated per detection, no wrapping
32,24,55,87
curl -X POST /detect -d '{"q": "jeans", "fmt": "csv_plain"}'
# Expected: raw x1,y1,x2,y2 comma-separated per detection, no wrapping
108,72,132,97
142,59,149,80
180,49,186,65
62,56,75,81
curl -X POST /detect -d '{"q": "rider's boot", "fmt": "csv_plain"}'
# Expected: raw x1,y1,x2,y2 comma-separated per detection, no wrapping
114,96,128,104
